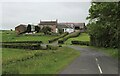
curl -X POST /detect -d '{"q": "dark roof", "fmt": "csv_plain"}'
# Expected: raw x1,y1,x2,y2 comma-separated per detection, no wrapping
74,23,85,26
57,23,74,29
57,23,85,29
15,24,27,28
39,21,57,25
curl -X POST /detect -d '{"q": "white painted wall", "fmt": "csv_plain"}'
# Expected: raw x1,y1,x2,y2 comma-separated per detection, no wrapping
56,28,58,33
31,25,35,31
63,28,74,33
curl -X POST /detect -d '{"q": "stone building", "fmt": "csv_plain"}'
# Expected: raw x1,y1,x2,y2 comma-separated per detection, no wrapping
38,20,58,33
15,24,27,35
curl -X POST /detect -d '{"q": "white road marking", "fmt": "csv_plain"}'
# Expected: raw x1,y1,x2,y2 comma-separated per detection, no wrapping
95,58,98,61
95,57,103,74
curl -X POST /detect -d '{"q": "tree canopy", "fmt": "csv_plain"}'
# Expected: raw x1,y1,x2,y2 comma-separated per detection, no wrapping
42,26,52,35
87,2,120,48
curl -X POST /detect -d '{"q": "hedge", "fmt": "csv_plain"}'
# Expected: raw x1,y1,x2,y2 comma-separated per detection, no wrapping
1,41,43,44
58,31,81,44
2,43,41,50
71,41,90,46
48,32,68,43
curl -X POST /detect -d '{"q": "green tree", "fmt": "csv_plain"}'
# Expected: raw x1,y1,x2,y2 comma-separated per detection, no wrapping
42,26,52,35
35,26,40,33
27,24,31,33
87,2,120,48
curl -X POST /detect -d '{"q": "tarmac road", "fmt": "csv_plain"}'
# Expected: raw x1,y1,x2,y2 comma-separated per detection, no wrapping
60,45,118,74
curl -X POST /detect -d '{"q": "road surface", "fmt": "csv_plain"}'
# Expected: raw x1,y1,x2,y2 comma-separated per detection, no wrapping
60,45,118,74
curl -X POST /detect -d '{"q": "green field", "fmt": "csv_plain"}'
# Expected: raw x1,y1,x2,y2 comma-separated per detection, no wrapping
2,47,80,74
65,33,90,44
1,30,58,43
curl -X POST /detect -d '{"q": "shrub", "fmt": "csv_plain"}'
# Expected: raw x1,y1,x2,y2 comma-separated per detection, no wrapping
58,31,80,44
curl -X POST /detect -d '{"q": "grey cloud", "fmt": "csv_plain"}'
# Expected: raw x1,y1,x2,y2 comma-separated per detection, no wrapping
2,2,91,30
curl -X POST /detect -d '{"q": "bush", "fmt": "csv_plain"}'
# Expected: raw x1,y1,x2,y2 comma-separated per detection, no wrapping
58,31,80,44
48,32,68,43
71,41,90,46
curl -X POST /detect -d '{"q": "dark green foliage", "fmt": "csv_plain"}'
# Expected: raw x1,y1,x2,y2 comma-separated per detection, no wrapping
1,41,43,50
58,28,64,34
42,26,52,35
1,41,43,44
2,43,41,50
87,2,119,48
58,31,80,44
71,41,90,46
35,26,40,33
10,29,12,31
26,24,31,33
48,32,68,43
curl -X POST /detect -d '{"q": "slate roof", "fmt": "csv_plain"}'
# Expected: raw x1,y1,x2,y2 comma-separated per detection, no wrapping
57,23,85,29
39,20,57,25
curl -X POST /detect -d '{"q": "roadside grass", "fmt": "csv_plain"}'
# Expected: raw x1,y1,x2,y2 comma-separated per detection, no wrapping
2,47,80,74
78,45,118,58
65,33,90,45
90,46,118,58
1,30,58,43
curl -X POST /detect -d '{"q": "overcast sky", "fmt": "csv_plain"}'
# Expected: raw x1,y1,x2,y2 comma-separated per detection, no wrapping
1,2,91,30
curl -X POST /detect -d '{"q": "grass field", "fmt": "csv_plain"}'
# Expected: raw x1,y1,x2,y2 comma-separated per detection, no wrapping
1,30,58,43
2,47,80,74
65,33,90,44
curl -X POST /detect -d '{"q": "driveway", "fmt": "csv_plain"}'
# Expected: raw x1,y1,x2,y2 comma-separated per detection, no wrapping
60,45,118,74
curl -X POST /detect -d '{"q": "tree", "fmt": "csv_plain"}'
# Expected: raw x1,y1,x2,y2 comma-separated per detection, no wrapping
87,2,120,48
10,29,13,31
35,26,40,33
42,26,52,35
26,24,31,33
58,28,64,34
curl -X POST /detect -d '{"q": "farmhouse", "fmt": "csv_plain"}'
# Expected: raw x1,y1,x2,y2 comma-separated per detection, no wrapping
38,20,58,33
15,24,27,35
57,23,85,33
57,23,74,33
15,20,86,34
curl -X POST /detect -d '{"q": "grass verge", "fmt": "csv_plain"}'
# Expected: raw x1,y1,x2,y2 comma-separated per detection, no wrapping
65,33,90,45
78,45,118,58
2,47,80,74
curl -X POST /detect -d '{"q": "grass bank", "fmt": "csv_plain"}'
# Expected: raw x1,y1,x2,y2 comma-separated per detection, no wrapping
2,47,80,74
65,33,90,45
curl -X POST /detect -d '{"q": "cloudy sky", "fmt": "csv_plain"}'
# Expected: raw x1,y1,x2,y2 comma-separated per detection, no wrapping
1,2,91,30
